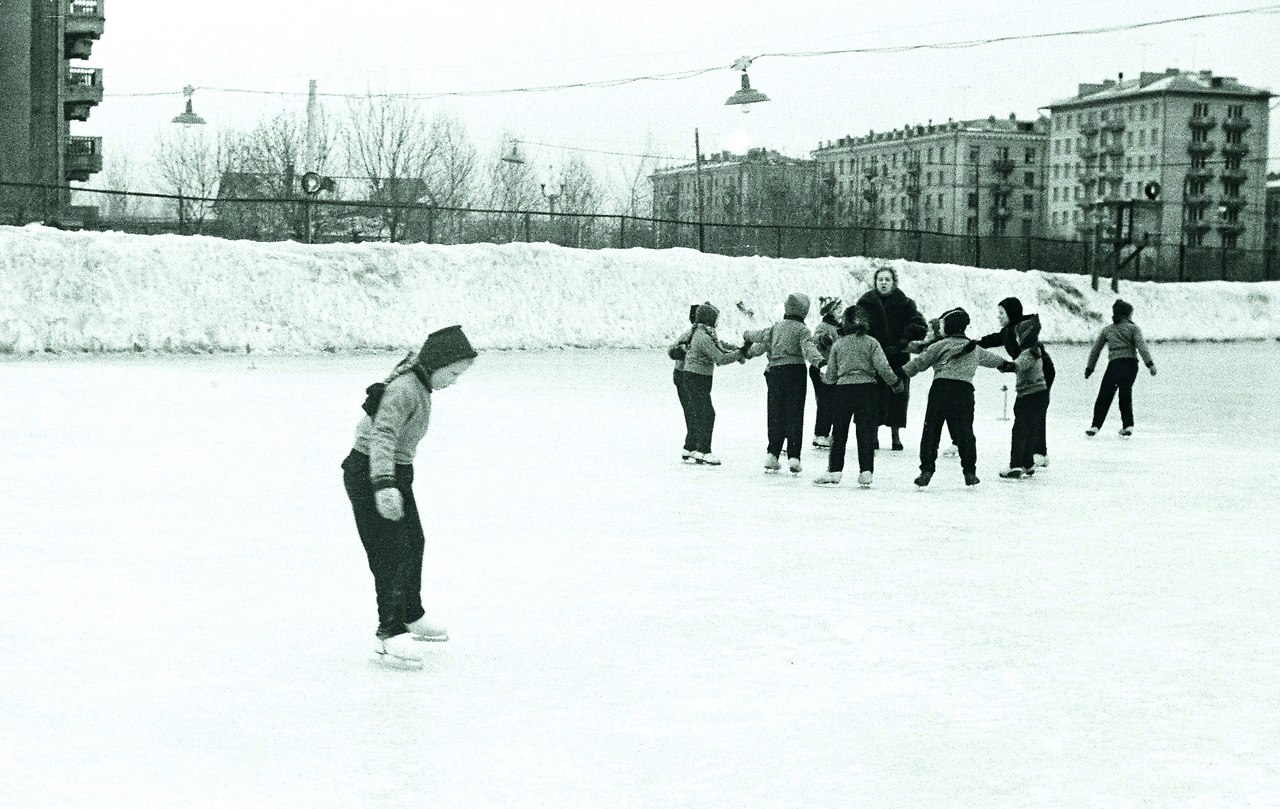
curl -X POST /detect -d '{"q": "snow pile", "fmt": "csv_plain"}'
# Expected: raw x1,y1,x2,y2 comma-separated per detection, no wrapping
2,223,1279,354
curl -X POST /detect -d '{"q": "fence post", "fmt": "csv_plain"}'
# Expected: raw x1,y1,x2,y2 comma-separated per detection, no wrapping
426,206,435,244
523,212,531,243
775,226,783,258
619,215,626,249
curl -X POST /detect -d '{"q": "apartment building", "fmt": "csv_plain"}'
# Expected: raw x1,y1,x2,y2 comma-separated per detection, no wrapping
812,115,1049,237
1045,69,1271,251
0,0,106,220
650,148,815,227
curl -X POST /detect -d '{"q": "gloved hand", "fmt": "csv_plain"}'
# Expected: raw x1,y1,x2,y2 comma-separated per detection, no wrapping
998,361,1016,373
1084,366,1094,379
1148,364,1157,376
375,488,404,521
740,340,753,355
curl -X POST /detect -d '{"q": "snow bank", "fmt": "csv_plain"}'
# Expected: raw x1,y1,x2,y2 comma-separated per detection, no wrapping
2,224,1278,354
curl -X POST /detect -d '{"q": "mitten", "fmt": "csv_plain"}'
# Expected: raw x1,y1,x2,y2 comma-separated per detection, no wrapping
998,361,1016,373
1084,366,1094,379
375,488,404,521
741,340,753,355
1148,364,1157,376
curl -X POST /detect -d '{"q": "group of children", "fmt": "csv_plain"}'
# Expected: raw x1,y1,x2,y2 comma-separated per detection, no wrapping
668,286,1158,489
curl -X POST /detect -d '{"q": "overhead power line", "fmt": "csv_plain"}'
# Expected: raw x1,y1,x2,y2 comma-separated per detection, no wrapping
105,5,1280,100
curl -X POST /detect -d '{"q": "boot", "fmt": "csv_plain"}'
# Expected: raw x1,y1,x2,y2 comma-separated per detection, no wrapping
998,468,1024,479
788,457,802,475
698,452,722,466
375,633,425,668
857,471,873,487
763,453,782,472
914,471,933,487
964,472,981,486
813,470,842,486
406,616,449,642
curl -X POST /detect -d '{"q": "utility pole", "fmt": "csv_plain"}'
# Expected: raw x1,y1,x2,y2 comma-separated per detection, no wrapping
973,155,981,268
694,128,706,252
303,79,317,244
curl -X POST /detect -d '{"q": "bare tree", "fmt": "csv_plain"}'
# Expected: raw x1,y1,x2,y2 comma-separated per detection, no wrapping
552,153,603,247
607,132,658,219
152,128,236,231
483,132,541,242
100,151,133,220
227,109,336,240
343,93,437,242
421,110,477,242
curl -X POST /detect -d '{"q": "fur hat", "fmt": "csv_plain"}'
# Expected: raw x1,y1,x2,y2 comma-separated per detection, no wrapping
941,307,970,336
688,304,700,324
841,304,869,334
1112,299,1134,322
999,296,1024,324
415,325,477,374
1014,313,1041,347
819,296,843,318
695,302,720,327
785,293,811,318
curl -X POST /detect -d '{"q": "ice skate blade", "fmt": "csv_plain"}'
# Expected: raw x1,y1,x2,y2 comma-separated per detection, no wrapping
412,633,449,643
373,651,424,670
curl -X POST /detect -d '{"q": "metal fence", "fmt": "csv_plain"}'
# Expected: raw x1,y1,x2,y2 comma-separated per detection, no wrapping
2,180,1275,283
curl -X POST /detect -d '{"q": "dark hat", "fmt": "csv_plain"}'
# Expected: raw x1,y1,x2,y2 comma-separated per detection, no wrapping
998,296,1024,324
695,303,720,327
688,304,700,324
415,325,477,374
819,296,843,317
1014,313,1041,347
1112,299,1133,321
941,307,970,336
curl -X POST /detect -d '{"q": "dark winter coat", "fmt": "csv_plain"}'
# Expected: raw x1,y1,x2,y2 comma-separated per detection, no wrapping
856,288,927,370
978,308,1056,386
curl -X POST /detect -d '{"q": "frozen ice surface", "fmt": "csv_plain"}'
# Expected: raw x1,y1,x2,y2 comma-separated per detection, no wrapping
1,342,1278,808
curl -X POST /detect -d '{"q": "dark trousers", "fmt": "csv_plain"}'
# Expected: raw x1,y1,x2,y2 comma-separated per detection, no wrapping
919,379,977,475
1038,353,1055,456
829,383,882,474
342,450,426,639
684,372,716,454
674,368,695,452
765,363,809,459
1092,358,1140,429
1010,390,1050,469
809,364,834,438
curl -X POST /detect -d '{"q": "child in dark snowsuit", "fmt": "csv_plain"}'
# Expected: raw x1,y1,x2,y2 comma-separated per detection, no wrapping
901,308,1014,487
978,296,1056,468
1085,299,1156,437
743,293,824,474
343,325,477,668
813,305,903,487
668,304,700,462
999,315,1049,479
810,296,843,450
683,303,746,465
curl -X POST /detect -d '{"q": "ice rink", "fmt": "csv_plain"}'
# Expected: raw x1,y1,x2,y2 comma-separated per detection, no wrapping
2,343,1278,808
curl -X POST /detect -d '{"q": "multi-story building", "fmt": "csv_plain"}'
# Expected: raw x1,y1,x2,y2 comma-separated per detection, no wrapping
650,148,815,227
812,115,1049,237
1045,69,1271,252
1267,174,1280,273
0,0,106,221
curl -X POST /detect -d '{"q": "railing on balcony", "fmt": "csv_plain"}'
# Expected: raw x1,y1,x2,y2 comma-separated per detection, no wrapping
1184,166,1214,180
68,0,104,17
1222,116,1251,132
1187,141,1215,155
992,207,1010,220
1219,167,1248,182
1220,197,1247,210
1080,123,1099,136
63,67,103,121
1188,115,1217,129
1183,193,1214,205
65,136,103,181
1221,142,1250,156
1075,146,1098,160
1217,222,1245,234
991,158,1015,174
1104,143,1124,157
1102,119,1126,133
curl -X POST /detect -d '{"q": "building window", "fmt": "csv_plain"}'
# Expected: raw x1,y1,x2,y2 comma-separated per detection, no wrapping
1053,187,1059,202
940,148,946,162
1225,129,1243,144
1187,231,1203,247
1227,104,1244,119
1190,154,1206,169
966,216,977,234
1124,182,1132,196
1127,131,1134,146
1021,219,1032,236
1140,105,1147,120
1128,106,1135,120
1225,154,1242,170
968,192,978,208
1025,148,1036,163
1024,171,1035,187
1224,179,1242,197
926,171,933,186
1052,211,1059,225
969,146,980,163
1193,102,1210,117
937,193,944,208
1152,128,1159,143
1023,193,1034,210
1139,130,1146,146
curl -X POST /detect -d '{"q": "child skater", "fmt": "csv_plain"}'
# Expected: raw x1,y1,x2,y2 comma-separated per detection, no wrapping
342,325,477,669
900,307,1014,488
743,293,824,474
814,304,904,488
999,315,1049,479
1084,298,1156,437
683,303,747,465
979,296,1057,468
668,304,700,462
810,296,843,450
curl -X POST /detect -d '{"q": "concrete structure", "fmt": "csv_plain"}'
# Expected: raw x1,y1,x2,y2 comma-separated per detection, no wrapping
1267,175,1280,273
0,0,106,221
1045,69,1271,252
650,148,815,227
812,115,1049,236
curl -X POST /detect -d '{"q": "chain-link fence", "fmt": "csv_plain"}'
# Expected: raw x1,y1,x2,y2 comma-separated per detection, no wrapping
2,180,1275,282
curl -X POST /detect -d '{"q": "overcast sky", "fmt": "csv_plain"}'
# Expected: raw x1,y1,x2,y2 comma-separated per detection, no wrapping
86,0,1279,189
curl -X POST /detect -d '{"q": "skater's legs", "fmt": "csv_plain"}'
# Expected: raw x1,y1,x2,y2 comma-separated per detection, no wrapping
1091,360,1124,429
851,383,881,473
941,383,977,474
780,364,808,458
918,385,946,474
827,385,856,473
685,373,715,454
343,451,418,639
765,369,784,457
1116,359,1140,429
810,364,833,439
674,368,695,452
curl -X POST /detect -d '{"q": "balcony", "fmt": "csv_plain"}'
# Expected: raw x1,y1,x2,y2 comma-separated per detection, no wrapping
1221,116,1252,132
65,0,106,60
1075,146,1099,160
991,158,1015,174
1102,119,1126,133
1182,221,1211,233
861,188,877,201
1183,193,1214,206
64,67,103,121
1221,142,1250,156
1188,115,1216,129
1184,166,1214,181
1078,175,1097,188
1080,122,1100,136
1219,167,1248,182
1103,143,1125,157
1220,197,1247,210
1216,222,1245,235
65,136,103,181
1187,140,1215,156
1097,169,1123,184
905,160,921,175
992,207,1011,220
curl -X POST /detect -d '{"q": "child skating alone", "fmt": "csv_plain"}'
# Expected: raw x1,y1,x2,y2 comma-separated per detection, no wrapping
814,305,903,488
1085,299,1156,437
999,315,1049,479
900,308,1014,487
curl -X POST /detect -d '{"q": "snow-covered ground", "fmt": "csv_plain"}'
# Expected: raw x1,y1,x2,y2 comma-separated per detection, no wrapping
2,342,1278,808
2,224,1280,354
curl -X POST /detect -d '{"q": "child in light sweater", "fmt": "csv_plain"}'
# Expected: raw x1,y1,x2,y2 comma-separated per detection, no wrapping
683,303,747,465
1000,315,1049,479
900,307,1014,487
743,293,824,474
1085,299,1156,437
814,305,903,487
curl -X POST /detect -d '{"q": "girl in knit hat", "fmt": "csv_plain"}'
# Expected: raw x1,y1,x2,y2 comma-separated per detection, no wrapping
683,303,748,465
810,296,843,450
900,308,1014,487
1084,299,1156,437
668,304,701,462
999,315,1050,479
978,296,1057,468
814,305,904,488
743,293,824,474
342,325,477,668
